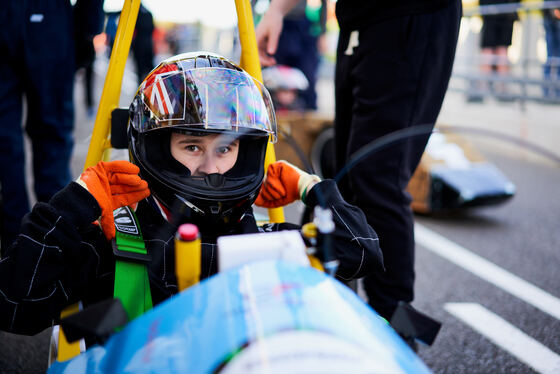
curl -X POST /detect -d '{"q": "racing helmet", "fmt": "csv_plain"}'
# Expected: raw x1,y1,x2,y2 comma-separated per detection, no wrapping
262,65,309,111
128,52,277,227
262,65,309,91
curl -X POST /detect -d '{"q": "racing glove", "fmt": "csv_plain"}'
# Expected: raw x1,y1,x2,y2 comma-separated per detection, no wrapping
77,160,150,240
255,160,321,208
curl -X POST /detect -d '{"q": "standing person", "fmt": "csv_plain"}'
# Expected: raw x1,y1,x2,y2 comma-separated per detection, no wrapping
271,0,327,110
131,4,155,85
257,0,461,321
543,1,560,99
0,0,74,254
478,0,519,100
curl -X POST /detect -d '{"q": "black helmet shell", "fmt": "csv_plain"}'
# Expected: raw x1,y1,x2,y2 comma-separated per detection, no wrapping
128,52,276,228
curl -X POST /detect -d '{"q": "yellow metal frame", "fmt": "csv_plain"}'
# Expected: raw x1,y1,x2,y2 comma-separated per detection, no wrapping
57,0,283,362
56,302,82,362
234,0,284,223
84,0,141,168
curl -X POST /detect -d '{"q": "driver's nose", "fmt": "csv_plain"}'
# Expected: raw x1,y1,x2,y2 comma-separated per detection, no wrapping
195,156,220,176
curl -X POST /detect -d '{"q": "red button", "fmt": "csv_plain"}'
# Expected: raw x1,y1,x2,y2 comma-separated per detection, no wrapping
178,224,199,241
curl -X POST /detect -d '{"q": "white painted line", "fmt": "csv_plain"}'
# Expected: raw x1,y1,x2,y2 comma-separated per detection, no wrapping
415,224,560,321
445,303,560,374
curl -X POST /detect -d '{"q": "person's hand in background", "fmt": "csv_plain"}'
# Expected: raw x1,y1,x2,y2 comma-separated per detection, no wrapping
255,0,301,66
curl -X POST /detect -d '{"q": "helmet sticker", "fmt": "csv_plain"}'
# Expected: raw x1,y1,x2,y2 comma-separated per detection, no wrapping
142,63,186,122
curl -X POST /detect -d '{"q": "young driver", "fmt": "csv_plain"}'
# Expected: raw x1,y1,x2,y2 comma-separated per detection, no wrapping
0,53,383,335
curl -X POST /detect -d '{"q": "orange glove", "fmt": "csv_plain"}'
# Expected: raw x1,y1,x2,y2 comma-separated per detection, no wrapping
255,160,321,208
77,161,150,240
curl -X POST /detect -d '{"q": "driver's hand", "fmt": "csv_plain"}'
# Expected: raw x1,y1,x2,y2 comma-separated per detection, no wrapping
255,160,321,208
77,161,150,240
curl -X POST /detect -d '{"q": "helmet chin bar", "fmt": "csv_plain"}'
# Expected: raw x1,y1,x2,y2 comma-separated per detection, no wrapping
204,174,226,189
167,191,245,231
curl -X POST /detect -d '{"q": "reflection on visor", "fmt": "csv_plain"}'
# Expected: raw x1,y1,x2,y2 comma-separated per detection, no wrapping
138,67,276,139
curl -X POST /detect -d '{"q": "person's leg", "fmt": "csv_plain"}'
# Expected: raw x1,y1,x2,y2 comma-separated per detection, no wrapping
543,17,554,97
495,46,509,75
473,16,501,100
339,1,461,320
480,48,495,74
492,17,514,99
24,0,74,203
555,20,560,97
335,19,418,319
85,62,95,117
84,41,95,114
549,18,560,97
132,40,154,85
291,18,319,111
480,17,498,75
297,36,319,110
0,62,28,252
0,2,29,252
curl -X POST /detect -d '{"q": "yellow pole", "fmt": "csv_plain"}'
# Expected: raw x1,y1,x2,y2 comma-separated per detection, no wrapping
83,0,142,169
57,0,142,362
235,0,285,223
56,303,81,362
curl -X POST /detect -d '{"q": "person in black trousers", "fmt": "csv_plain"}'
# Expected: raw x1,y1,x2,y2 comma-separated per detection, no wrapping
0,0,104,255
74,0,105,117
272,0,326,110
257,0,461,321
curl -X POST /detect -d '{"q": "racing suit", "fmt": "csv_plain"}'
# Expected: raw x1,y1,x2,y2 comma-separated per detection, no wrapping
0,180,383,335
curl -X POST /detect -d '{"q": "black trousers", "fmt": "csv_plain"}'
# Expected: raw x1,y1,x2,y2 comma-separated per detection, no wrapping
334,0,461,319
0,0,75,252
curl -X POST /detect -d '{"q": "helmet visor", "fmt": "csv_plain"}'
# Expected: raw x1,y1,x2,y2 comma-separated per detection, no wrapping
135,67,277,141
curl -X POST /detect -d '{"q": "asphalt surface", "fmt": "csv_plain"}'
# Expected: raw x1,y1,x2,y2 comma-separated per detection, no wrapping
414,147,560,374
1,56,559,373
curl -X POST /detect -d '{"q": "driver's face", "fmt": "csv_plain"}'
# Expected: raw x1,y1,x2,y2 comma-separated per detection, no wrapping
170,132,239,176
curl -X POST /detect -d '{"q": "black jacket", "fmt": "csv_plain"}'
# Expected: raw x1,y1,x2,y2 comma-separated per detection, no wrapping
0,180,383,335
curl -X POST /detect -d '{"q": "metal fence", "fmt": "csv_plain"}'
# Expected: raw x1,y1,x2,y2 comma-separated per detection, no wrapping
451,1,560,106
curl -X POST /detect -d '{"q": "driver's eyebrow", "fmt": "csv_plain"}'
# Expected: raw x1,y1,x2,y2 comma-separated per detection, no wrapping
177,137,203,144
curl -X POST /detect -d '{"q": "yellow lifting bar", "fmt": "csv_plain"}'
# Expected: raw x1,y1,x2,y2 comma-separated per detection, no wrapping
84,0,142,168
234,0,285,223
56,0,284,362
